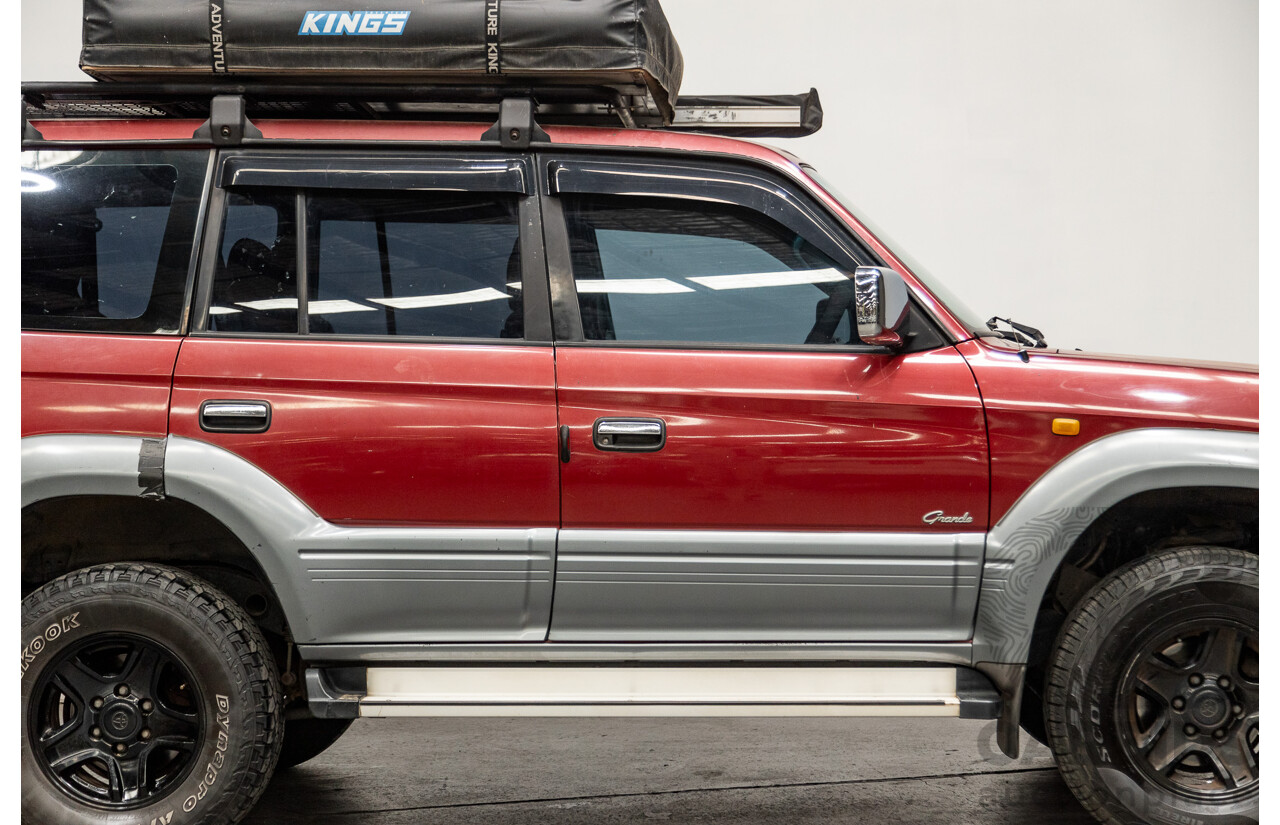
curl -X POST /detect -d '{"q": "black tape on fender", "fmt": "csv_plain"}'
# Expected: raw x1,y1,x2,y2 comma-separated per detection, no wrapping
485,0,502,74
138,438,166,499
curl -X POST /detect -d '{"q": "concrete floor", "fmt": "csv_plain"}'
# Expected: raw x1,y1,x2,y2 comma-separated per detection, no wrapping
246,717,1098,824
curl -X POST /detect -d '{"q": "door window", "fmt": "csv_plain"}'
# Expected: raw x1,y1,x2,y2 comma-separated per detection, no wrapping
210,190,298,333
209,189,524,339
309,192,522,338
21,150,209,333
563,194,859,345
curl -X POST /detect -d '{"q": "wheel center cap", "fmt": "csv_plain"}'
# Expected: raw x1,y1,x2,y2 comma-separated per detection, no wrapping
1188,687,1230,728
100,700,141,742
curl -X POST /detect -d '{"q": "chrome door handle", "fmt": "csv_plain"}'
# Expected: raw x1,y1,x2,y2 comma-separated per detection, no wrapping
593,418,666,452
199,400,272,433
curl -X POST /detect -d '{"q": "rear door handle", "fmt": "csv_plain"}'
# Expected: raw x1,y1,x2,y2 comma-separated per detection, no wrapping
593,418,666,452
199,400,272,433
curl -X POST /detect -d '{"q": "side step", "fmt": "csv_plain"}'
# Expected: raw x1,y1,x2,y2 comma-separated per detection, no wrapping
307,666,999,720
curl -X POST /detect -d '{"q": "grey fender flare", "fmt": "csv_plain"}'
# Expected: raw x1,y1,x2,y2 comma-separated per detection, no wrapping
971,427,1256,758
22,434,319,641
24,435,555,644
22,434,164,505
972,427,1258,668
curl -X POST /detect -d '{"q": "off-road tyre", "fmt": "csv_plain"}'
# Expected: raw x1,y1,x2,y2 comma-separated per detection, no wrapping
21,564,284,825
1045,546,1258,825
277,718,354,769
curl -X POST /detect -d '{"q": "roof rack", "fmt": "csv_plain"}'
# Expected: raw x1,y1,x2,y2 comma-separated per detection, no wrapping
21,82,822,141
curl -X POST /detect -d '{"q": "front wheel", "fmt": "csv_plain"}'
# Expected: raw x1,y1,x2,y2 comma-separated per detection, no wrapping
21,564,283,825
1045,546,1258,824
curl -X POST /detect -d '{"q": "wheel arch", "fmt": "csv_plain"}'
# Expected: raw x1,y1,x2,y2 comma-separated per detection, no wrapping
1031,485,1257,659
971,427,1256,759
21,434,318,645
974,427,1257,668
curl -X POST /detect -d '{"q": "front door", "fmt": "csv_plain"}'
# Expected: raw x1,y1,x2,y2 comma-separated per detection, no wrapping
169,151,560,643
541,156,989,641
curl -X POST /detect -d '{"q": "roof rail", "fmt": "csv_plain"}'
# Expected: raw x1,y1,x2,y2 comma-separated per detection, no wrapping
21,82,822,139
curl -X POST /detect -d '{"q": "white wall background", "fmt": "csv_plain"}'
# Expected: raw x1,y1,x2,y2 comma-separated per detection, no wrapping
21,0,1259,363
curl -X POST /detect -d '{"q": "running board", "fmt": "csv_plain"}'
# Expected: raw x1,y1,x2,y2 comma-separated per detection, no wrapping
306,666,1000,720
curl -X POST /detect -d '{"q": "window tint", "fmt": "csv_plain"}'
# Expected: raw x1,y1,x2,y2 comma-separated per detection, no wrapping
564,195,860,346
210,190,298,333
309,192,522,338
21,150,208,333
208,190,523,339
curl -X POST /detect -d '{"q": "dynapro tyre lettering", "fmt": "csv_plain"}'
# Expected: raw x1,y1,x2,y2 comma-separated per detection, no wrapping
183,695,233,813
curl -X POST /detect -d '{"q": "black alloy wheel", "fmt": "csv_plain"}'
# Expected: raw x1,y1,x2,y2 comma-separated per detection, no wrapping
29,634,204,808
1044,545,1258,825
21,564,283,825
1117,622,1259,801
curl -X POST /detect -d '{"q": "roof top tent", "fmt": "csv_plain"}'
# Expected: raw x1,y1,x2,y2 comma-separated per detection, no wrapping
45,0,821,138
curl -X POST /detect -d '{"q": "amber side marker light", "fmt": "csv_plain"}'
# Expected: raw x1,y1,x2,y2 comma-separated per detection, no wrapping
1052,418,1081,436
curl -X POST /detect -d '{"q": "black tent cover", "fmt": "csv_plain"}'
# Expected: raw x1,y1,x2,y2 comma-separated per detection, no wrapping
81,0,685,121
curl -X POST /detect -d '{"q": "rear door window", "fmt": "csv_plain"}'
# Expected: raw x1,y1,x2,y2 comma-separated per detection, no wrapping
21,150,209,333
310,192,522,338
209,189,524,339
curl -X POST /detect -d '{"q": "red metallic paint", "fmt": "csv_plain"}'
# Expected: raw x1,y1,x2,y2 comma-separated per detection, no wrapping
21,332,180,438
956,338,1259,524
169,338,559,527
30,119,211,142
28,118,1258,535
557,346,989,532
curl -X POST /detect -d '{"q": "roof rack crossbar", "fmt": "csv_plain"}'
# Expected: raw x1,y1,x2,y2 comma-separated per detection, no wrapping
20,82,823,139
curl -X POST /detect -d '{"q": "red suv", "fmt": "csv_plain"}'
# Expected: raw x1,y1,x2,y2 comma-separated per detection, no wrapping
21,5,1257,825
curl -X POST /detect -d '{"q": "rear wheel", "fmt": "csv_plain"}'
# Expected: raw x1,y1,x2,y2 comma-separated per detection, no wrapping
1045,546,1257,824
21,564,283,825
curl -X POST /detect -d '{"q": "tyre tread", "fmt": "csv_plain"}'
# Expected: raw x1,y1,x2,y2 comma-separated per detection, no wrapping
22,563,284,825
1043,546,1258,825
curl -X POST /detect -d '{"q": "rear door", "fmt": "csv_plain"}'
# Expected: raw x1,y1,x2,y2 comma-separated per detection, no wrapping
169,151,559,643
541,155,989,642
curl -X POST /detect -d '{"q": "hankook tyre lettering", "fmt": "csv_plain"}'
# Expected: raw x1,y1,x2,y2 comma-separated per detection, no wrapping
21,565,282,825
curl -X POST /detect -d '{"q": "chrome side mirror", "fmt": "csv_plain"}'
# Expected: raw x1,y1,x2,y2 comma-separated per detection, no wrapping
854,266,910,349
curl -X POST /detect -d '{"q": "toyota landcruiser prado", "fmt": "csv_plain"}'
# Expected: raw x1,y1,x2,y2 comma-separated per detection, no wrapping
20,2,1258,824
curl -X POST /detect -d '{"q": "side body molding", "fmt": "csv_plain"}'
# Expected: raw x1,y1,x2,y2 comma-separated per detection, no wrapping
23,435,556,644
972,428,1259,667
